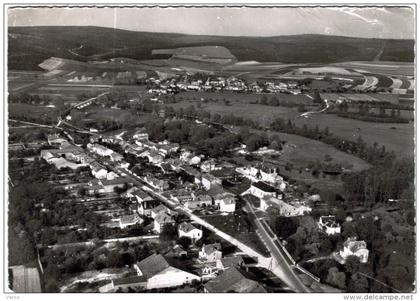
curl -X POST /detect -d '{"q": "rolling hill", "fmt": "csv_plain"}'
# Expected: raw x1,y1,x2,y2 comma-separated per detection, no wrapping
8,26,415,70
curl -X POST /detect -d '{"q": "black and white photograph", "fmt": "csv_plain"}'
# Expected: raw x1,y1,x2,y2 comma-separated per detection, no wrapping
2,3,417,297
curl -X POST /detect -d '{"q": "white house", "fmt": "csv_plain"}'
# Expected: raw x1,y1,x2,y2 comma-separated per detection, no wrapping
260,196,270,211
178,222,203,242
89,162,108,179
340,237,369,263
214,193,236,213
318,216,341,235
134,254,200,290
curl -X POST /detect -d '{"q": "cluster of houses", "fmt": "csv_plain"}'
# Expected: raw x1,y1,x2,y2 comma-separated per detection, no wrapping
146,75,303,95
98,227,264,293
37,125,370,293
99,248,264,293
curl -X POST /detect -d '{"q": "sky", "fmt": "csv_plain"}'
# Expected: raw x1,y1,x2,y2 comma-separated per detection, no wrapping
7,6,415,39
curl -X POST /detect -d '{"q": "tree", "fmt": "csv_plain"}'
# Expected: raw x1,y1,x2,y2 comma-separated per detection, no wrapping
297,104,306,112
45,278,59,293
160,224,177,241
347,273,369,293
313,90,323,104
260,95,268,105
106,250,120,268
344,255,361,275
177,236,192,249
319,237,334,254
326,267,346,289
274,216,298,238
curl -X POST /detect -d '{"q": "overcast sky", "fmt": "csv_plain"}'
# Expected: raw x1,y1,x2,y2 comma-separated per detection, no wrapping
7,6,415,39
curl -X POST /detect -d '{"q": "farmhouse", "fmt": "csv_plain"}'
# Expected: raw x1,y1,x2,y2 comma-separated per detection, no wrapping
133,254,200,290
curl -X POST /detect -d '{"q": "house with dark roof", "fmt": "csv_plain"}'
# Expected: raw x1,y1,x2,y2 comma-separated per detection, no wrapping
201,173,222,190
214,192,236,213
119,214,143,229
178,222,202,242
204,267,266,293
101,177,131,193
111,275,147,292
219,256,244,270
241,181,278,199
186,192,213,209
153,211,176,233
133,254,200,290
150,204,172,219
199,243,222,263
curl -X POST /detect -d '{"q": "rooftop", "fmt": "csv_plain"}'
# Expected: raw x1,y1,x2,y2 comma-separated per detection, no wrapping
203,243,221,255
252,181,277,193
136,254,170,278
204,267,266,293
178,222,199,233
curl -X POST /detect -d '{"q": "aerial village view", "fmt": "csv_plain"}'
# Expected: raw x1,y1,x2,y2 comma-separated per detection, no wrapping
5,5,416,296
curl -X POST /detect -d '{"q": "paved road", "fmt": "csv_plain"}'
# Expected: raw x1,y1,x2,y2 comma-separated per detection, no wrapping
244,200,312,293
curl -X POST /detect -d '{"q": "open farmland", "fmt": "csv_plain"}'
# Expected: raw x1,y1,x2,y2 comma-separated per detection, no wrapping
9,103,60,124
174,91,314,106
168,96,414,157
73,106,153,128
333,61,414,77
168,99,304,124
293,113,414,157
263,130,371,172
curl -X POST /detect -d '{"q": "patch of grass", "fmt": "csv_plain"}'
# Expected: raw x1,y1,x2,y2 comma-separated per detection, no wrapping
203,213,270,256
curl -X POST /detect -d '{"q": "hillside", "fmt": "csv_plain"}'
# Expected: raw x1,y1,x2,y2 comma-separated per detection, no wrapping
8,26,415,70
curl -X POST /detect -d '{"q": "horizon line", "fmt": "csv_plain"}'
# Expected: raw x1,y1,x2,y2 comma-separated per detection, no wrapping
8,25,415,41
